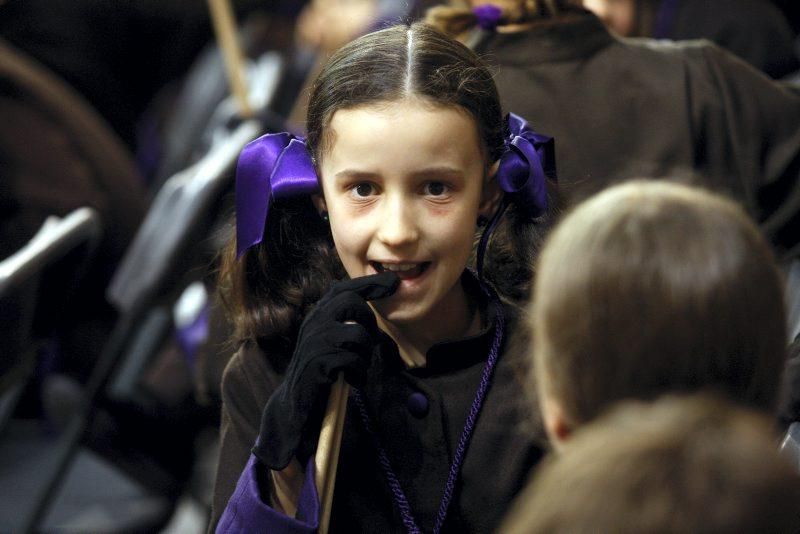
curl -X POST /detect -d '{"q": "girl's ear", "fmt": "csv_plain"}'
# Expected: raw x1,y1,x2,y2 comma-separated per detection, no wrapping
479,160,503,219
312,193,328,216
540,393,573,451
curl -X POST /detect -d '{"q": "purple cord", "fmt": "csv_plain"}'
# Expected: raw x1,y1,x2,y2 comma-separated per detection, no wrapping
353,280,505,533
353,393,422,534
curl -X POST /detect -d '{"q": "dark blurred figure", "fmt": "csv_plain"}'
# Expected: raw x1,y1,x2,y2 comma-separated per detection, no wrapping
0,0,219,150
771,0,800,35
583,0,800,78
427,1,800,261
0,38,148,381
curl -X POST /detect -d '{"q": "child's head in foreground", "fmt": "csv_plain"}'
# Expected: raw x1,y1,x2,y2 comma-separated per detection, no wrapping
529,180,787,444
502,394,800,533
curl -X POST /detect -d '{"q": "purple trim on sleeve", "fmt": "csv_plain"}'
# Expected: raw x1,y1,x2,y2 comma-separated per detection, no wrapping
216,455,320,533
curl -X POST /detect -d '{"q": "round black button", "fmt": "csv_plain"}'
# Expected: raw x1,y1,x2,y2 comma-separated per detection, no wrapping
407,392,429,418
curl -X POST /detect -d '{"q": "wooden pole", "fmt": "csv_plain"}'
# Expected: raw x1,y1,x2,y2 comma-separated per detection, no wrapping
207,0,254,118
314,374,349,534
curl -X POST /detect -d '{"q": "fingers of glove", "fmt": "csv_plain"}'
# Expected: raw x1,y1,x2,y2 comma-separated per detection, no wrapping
289,307,374,386
328,272,400,302
255,387,306,470
326,291,379,331
332,350,370,388
308,329,374,382
255,384,329,470
325,321,374,352
287,324,373,391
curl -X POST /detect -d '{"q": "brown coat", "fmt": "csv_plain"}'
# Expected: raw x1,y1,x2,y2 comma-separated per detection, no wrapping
211,276,547,532
475,13,800,259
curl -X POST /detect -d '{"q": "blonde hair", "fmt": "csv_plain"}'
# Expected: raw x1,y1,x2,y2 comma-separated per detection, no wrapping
530,180,786,426
503,394,800,533
425,0,577,37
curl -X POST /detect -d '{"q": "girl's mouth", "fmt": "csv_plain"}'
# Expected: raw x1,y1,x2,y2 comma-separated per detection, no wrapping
370,261,431,281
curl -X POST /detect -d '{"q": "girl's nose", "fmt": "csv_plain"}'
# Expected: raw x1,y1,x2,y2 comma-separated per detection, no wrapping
376,196,419,248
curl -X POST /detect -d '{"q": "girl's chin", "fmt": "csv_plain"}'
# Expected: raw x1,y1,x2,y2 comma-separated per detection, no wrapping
371,299,425,325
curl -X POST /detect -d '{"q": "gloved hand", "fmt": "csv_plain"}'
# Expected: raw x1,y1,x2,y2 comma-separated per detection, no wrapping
253,271,400,470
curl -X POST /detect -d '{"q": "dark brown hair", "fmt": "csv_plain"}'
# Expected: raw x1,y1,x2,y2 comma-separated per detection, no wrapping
306,22,505,165
502,394,800,533
531,180,787,425
219,22,553,352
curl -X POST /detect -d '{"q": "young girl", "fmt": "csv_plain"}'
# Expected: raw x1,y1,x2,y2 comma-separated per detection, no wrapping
211,22,556,532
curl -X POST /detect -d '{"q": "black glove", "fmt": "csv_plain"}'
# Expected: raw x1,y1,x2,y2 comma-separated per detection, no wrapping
253,272,400,470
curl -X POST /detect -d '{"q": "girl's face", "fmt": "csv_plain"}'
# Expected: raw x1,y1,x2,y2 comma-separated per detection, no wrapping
316,99,495,326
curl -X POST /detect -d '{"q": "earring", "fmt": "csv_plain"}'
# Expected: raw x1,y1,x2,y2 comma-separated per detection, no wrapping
321,211,329,222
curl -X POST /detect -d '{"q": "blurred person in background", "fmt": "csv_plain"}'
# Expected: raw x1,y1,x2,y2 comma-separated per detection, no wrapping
502,395,800,533
771,0,800,35
427,0,800,260
0,0,218,150
582,0,799,78
0,37,148,383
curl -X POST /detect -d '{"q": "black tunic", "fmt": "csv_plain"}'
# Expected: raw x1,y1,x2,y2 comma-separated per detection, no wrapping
210,274,546,532
475,13,800,259
662,0,799,79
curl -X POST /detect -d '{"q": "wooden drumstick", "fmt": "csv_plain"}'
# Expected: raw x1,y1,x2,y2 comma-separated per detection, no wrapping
314,373,349,534
207,0,254,118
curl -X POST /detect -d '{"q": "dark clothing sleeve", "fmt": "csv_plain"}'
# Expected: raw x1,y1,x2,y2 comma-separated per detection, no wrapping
669,0,800,79
685,44,800,259
216,455,319,534
210,343,283,531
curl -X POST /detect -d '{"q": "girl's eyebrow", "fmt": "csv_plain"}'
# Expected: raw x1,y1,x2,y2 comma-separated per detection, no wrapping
333,169,379,181
409,166,463,179
333,167,463,181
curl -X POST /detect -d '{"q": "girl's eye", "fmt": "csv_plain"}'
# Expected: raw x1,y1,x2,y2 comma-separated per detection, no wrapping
424,181,449,197
352,182,376,198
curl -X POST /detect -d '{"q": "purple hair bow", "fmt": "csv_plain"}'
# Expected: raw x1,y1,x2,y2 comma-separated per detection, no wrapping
476,113,556,276
472,4,503,31
235,133,320,257
496,112,555,219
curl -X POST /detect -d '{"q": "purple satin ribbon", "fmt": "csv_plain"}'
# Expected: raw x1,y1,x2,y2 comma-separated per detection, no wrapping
497,112,554,218
472,4,503,31
235,133,320,257
476,113,555,277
